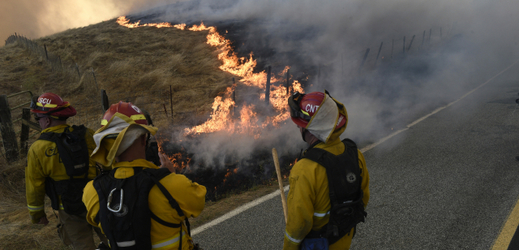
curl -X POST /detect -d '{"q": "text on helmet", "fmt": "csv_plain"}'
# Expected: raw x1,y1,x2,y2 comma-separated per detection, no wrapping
305,104,320,114
131,104,141,113
39,98,52,105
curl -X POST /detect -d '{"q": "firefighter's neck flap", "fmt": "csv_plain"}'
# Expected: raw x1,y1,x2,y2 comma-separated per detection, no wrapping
307,92,348,144
91,112,158,167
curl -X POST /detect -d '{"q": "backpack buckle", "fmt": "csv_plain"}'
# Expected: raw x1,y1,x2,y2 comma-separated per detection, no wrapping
107,188,124,213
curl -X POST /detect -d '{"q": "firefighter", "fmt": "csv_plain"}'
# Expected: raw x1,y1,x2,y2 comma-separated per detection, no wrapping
26,92,107,250
284,91,370,250
82,101,206,250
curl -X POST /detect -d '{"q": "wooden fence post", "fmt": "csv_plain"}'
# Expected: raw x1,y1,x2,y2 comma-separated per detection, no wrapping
265,66,271,105
403,36,406,55
20,108,30,157
375,42,383,66
75,63,80,78
286,69,290,95
91,68,99,91
169,85,173,118
0,95,20,163
44,44,48,60
163,104,168,117
407,35,415,51
101,89,109,112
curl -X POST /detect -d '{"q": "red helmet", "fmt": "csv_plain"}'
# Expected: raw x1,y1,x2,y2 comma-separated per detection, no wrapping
30,92,76,118
288,91,346,129
101,101,148,126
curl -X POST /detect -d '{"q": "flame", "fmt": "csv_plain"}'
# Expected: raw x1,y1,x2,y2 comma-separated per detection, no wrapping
157,140,192,172
223,168,239,183
116,16,305,138
116,16,175,29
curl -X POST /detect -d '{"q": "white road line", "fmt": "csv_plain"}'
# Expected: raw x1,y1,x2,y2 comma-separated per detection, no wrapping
192,59,519,235
360,59,519,153
192,185,290,236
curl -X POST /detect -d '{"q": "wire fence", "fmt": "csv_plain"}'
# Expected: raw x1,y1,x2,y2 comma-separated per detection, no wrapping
315,26,450,78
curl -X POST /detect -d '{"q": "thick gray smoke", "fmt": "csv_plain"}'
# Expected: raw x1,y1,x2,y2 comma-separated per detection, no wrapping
4,0,518,169
132,0,519,166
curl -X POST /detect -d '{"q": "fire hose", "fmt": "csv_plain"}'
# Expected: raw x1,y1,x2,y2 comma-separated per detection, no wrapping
272,148,288,223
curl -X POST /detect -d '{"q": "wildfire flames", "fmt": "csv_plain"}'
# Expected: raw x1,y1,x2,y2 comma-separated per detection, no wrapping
116,16,304,139
157,142,192,172
117,16,302,188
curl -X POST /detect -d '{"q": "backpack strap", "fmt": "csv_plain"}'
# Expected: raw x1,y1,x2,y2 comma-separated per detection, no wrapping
303,148,341,206
144,168,189,250
38,132,54,142
37,125,90,179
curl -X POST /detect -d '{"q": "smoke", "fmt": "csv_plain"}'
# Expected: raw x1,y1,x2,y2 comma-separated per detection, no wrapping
4,0,518,169
138,0,519,166
0,0,171,45
171,122,303,171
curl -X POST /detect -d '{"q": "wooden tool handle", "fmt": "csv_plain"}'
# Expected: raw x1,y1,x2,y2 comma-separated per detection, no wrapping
272,148,288,224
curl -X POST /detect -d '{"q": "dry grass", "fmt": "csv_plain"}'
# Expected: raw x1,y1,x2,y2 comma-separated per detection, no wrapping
0,17,276,249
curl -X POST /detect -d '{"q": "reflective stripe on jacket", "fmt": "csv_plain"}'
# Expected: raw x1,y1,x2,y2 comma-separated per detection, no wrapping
283,137,370,250
25,124,97,223
83,159,207,250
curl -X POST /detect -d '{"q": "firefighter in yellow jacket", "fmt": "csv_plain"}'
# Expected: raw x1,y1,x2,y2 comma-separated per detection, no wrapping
82,101,206,250
283,91,370,250
26,92,107,250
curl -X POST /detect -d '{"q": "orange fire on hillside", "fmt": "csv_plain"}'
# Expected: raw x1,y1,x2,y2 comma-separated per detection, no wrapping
117,16,304,140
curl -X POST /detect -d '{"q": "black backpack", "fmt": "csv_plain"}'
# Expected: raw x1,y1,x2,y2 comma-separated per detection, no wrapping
93,167,190,250
39,125,91,215
302,139,367,245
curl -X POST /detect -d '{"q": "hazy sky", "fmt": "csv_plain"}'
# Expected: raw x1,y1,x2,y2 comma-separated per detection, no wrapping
0,0,170,45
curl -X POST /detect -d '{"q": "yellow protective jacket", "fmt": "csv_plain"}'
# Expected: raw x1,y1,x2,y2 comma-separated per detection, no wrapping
283,138,370,250
283,94,370,250
25,124,98,223
82,159,207,250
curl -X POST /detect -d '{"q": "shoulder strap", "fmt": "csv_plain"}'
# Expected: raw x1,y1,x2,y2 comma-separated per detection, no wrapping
71,125,87,137
38,132,55,142
144,169,185,217
303,147,341,206
143,169,190,231
144,168,188,250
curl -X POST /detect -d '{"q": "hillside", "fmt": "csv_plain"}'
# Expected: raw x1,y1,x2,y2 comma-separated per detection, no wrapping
0,17,253,249
1,17,234,129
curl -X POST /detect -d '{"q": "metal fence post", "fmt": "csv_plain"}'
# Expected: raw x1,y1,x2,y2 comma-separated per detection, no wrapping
265,66,271,105
359,48,370,71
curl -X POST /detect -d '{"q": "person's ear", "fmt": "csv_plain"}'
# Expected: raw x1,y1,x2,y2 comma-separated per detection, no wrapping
43,117,51,129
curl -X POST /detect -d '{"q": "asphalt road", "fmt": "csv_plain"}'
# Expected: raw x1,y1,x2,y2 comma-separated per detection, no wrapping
192,62,519,249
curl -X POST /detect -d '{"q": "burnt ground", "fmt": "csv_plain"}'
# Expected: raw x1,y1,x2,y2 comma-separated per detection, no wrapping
159,139,297,201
